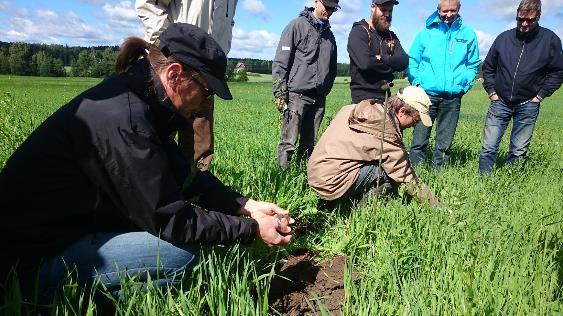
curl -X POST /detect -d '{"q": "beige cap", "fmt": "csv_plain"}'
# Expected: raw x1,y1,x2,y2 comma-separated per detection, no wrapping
397,86,432,127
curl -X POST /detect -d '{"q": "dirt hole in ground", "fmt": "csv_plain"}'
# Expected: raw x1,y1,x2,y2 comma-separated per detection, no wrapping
268,249,357,315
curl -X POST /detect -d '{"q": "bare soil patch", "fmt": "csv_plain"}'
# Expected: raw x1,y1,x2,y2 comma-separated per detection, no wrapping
269,249,355,315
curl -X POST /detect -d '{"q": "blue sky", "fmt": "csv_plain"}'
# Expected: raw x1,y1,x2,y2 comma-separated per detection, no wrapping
0,0,561,63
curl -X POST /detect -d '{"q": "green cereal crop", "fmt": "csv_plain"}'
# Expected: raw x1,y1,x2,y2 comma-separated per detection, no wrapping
1,75,562,315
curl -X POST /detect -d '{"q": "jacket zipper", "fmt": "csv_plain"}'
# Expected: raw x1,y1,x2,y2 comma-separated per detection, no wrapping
317,25,323,93
509,41,525,102
226,0,229,17
444,25,450,93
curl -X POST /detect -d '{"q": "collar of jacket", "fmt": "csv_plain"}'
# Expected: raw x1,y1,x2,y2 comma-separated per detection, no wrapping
300,7,331,32
516,25,540,42
348,99,402,138
426,11,462,31
124,58,190,138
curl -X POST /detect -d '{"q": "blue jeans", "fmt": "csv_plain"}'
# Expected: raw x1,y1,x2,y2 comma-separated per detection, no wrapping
35,232,197,301
479,99,540,174
409,95,461,168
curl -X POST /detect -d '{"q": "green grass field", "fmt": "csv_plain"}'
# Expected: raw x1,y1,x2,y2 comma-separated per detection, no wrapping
1,75,562,315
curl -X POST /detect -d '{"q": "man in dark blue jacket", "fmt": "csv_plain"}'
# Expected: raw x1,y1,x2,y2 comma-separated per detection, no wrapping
479,0,563,174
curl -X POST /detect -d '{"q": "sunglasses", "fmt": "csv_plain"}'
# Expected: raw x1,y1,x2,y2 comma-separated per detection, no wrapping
190,74,214,100
516,16,538,23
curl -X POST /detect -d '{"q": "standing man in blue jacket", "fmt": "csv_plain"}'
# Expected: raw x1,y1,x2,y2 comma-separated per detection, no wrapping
272,0,338,171
479,0,562,174
406,0,480,168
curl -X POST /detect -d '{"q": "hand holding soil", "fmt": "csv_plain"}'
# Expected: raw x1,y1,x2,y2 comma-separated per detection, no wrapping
255,214,293,246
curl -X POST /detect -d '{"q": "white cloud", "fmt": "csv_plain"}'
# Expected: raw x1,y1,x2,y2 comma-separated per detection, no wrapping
16,7,29,17
102,1,138,22
36,10,58,19
484,0,563,20
0,1,9,11
230,27,279,59
242,0,270,21
0,3,143,47
475,29,495,58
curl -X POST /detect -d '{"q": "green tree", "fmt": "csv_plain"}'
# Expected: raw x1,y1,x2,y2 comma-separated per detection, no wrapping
71,50,94,77
233,69,249,82
225,60,237,81
8,42,32,75
0,50,9,74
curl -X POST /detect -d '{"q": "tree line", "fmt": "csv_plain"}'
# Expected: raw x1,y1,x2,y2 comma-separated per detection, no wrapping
0,41,356,79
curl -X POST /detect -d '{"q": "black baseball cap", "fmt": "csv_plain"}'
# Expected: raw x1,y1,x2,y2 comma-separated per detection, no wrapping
158,23,232,100
373,0,399,4
321,0,340,9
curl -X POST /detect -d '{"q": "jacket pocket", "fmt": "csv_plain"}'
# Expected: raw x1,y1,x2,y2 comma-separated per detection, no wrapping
288,63,301,87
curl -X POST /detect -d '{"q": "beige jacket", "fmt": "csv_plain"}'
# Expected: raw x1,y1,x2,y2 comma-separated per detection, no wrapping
135,0,237,54
307,100,438,205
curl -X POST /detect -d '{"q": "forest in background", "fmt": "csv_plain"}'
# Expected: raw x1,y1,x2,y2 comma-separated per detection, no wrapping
0,41,354,79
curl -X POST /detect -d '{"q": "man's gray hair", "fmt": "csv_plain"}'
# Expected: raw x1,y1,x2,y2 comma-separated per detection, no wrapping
437,0,461,9
517,0,541,14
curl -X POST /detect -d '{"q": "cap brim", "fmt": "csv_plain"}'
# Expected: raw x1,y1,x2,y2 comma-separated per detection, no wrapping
322,0,341,8
375,0,399,4
420,113,432,127
201,72,232,100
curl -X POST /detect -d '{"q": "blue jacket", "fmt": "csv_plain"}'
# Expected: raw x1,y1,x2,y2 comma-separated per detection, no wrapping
407,12,480,96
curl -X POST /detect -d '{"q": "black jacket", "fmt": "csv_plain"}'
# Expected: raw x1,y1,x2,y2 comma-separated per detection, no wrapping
483,26,563,105
347,20,409,103
0,59,257,276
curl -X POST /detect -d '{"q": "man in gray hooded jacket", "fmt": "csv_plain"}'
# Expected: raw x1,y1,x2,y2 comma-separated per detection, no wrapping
272,0,338,170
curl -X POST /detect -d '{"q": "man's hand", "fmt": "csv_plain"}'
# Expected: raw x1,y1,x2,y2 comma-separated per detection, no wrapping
275,98,286,113
239,199,291,219
254,212,293,246
238,199,295,246
531,96,541,103
489,94,499,101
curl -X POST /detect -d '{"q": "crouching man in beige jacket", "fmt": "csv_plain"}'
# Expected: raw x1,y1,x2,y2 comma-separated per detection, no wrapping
307,86,440,207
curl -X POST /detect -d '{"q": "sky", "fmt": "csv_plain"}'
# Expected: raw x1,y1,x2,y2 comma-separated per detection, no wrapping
0,0,561,64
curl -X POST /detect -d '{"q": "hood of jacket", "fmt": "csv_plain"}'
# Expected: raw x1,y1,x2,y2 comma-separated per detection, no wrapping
348,100,402,138
300,7,331,32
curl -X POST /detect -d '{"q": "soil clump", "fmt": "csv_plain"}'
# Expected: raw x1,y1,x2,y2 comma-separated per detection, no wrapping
269,249,355,315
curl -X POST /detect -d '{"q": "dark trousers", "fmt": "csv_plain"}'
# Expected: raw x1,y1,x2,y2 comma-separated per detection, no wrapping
277,92,325,170
409,94,461,168
178,100,214,171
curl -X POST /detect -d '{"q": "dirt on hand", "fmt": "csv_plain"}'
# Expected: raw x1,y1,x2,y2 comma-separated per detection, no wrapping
268,249,356,315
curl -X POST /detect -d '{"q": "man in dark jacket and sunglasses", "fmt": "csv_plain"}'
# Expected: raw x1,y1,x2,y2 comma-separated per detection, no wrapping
478,0,562,174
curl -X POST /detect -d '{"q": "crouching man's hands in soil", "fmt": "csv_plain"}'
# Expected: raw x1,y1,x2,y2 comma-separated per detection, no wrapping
239,199,295,246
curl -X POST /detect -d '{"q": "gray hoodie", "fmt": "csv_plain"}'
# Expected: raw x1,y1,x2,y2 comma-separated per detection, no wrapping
272,8,337,99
